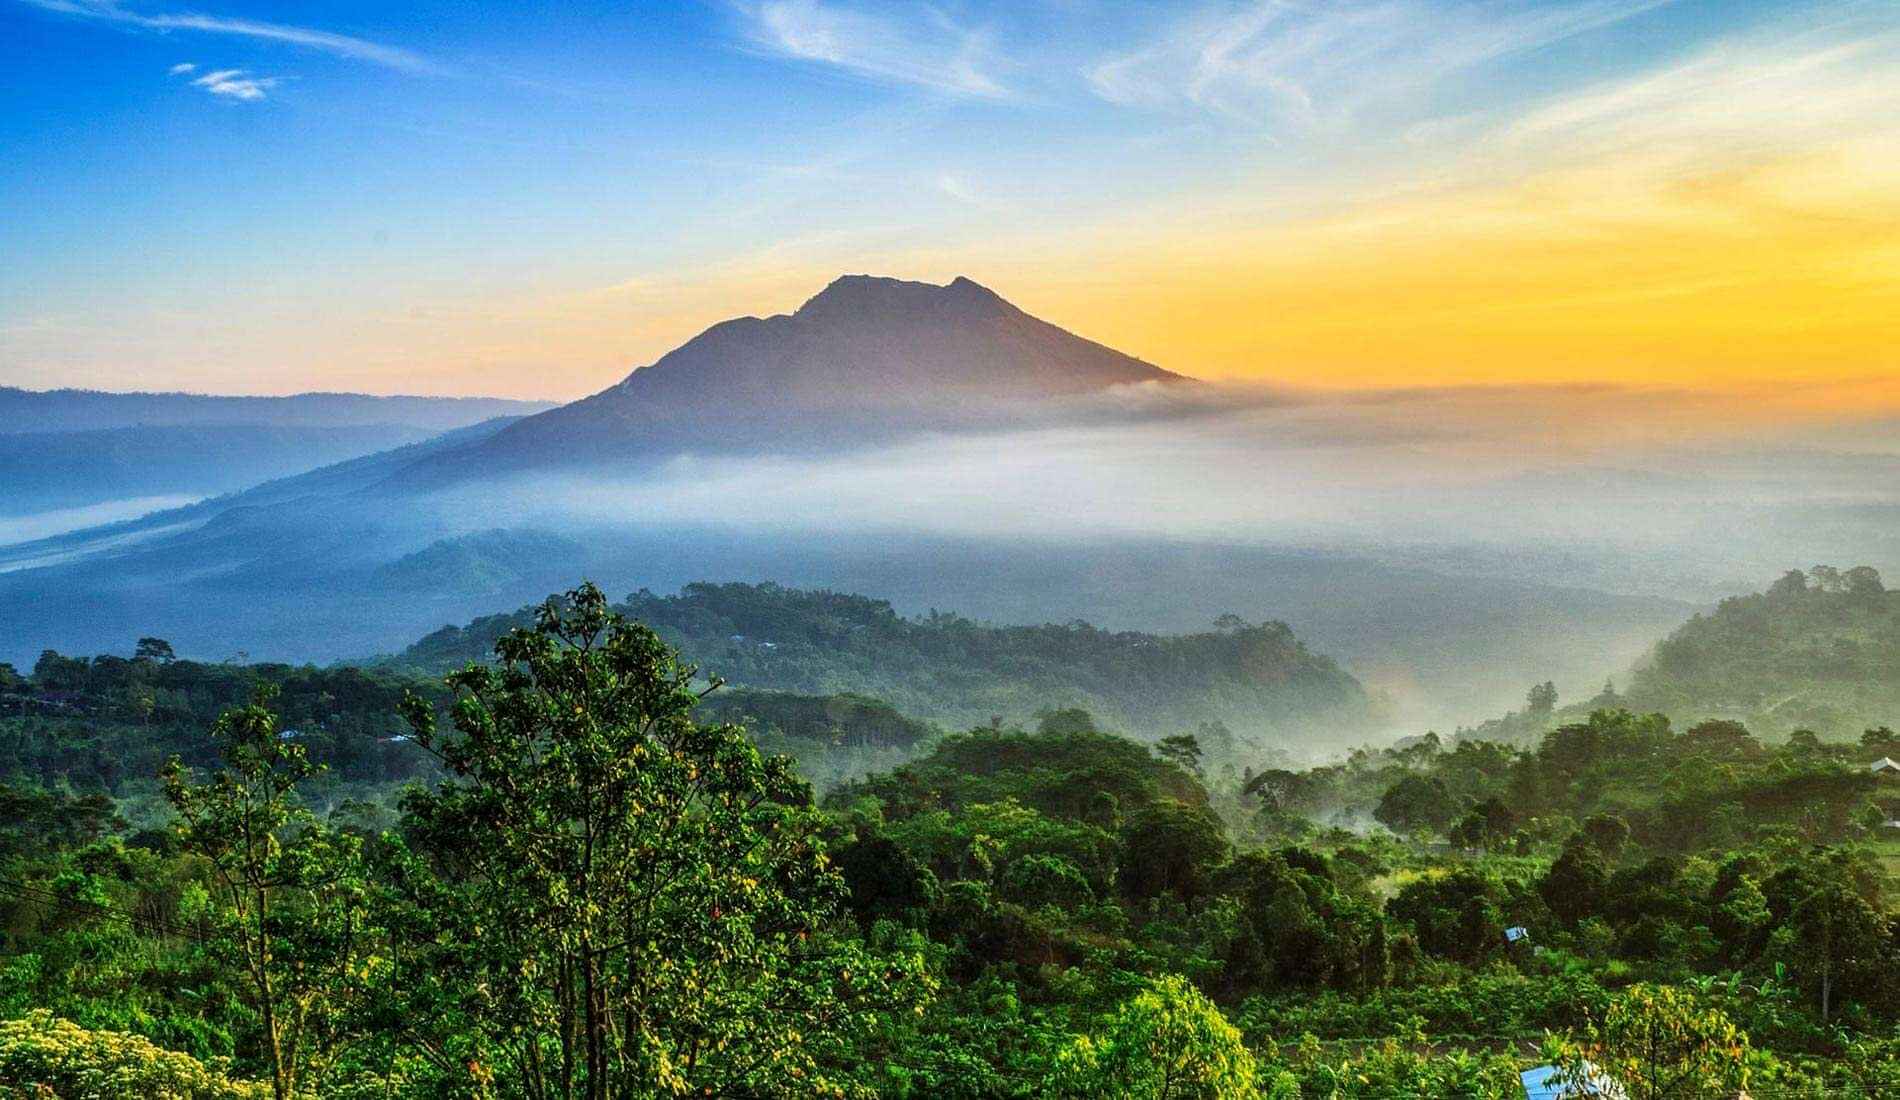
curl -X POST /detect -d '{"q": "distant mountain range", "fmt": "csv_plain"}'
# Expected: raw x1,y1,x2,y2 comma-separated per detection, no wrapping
0,423,441,517
0,388,554,522
390,275,1185,485
0,387,552,433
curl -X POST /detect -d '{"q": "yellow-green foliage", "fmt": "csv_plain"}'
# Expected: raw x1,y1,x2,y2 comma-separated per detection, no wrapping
0,1012,272,1100
1555,985,1752,1100
1052,975,1257,1099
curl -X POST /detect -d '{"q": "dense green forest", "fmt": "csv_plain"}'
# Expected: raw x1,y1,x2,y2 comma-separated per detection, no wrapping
386,581,1379,743
0,645,936,817
2,577,1898,1097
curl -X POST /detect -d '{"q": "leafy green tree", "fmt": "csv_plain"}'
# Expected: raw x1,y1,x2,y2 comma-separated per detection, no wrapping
31,650,88,691
161,688,371,1100
1388,870,1507,963
1678,720,1760,762
1373,774,1456,835
1155,734,1204,779
1450,797,1515,852
0,783,123,859
1541,842,1610,926
121,682,157,727
1557,985,1751,1100
1119,803,1227,901
1051,975,1256,1099
1781,882,1887,1021
1000,853,1094,910
1036,708,1099,736
1579,813,1631,857
1710,874,1770,963
1205,847,1380,992
386,583,929,1098
1240,769,1310,815
1843,565,1884,597
134,637,177,664
834,834,939,927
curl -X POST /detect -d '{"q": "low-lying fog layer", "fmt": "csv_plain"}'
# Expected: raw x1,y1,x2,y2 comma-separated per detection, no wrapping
425,383,1900,595
6,383,1896,737
0,495,203,548
309,382,1887,731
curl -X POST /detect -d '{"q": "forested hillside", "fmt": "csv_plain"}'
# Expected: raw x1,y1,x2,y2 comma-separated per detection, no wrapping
389,580,1380,743
0,645,940,807
1622,565,1897,738
1448,565,1899,749
2,648,437,818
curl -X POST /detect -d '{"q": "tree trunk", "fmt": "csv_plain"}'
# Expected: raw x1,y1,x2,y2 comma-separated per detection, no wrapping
256,884,287,1100
583,944,604,1100
560,954,576,1100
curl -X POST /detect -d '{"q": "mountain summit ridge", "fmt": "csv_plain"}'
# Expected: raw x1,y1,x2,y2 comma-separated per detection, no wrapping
788,273,1004,322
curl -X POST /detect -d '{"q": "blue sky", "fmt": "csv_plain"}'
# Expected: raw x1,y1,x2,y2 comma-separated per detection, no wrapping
3,1,1895,400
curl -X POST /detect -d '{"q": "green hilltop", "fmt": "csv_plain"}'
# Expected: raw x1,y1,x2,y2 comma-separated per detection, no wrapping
1623,565,1896,739
385,579,1381,744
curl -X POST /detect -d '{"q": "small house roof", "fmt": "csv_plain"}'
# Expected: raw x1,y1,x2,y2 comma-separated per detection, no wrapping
1505,926,1530,942
1871,757,1900,773
1522,1062,1626,1100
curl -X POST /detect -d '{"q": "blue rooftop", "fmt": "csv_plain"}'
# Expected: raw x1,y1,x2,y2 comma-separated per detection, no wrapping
1521,1063,1625,1099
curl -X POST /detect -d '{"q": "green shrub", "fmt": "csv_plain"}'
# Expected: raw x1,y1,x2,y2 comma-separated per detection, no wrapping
0,1012,272,1099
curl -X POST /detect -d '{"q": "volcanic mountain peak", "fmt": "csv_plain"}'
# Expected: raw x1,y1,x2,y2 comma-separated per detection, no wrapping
388,274,1187,483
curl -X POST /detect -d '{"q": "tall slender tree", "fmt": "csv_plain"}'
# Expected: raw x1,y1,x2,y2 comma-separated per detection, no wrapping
384,583,928,1099
163,688,371,1100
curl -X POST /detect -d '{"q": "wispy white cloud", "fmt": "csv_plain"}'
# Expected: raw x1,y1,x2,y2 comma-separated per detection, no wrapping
1498,31,1900,159
20,0,438,74
189,67,278,100
936,172,977,203
736,0,1010,99
1088,0,1669,130
167,60,193,74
